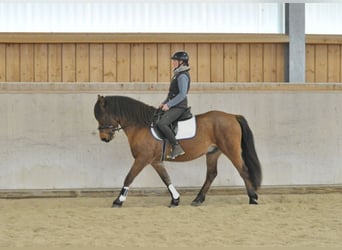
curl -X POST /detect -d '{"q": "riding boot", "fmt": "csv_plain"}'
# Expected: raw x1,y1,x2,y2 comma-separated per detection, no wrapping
169,142,185,159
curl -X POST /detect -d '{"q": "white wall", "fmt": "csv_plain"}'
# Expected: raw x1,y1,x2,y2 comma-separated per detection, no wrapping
0,1,283,33
306,3,342,34
1,83,341,190
3,1,342,34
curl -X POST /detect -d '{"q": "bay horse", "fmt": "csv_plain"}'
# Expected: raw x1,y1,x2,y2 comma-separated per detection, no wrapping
94,95,262,207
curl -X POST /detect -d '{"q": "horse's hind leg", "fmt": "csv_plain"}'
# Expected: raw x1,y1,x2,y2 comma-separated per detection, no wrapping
191,149,221,206
224,149,258,205
151,161,180,207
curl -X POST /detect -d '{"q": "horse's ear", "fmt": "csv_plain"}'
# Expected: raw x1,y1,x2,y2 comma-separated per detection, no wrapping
97,95,106,107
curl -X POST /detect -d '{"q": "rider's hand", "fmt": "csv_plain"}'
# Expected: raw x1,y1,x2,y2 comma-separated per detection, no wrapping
161,104,169,111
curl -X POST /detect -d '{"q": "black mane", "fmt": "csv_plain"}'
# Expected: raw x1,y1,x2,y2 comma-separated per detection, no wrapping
101,96,157,127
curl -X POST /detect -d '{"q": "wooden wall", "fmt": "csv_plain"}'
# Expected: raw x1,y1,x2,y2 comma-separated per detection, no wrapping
0,33,287,83
1,33,342,83
0,43,286,83
306,35,342,83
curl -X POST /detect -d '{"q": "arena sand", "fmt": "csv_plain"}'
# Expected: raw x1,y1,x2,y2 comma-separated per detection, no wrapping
0,193,341,248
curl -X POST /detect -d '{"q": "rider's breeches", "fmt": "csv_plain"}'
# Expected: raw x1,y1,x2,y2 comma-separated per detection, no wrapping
156,107,184,145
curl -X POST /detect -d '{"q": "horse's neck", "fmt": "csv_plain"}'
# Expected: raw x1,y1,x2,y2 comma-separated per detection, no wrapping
122,123,148,146
120,119,140,135
119,119,130,130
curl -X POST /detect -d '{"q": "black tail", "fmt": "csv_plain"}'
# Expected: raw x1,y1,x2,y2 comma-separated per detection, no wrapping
236,115,262,190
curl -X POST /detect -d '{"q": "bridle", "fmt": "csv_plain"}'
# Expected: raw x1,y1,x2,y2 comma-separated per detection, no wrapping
98,124,125,133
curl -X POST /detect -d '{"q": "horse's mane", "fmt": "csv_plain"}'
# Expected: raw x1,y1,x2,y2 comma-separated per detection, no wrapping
104,96,157,127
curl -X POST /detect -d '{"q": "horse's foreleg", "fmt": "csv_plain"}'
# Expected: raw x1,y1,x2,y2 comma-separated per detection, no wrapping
151,161,180,207
112,159,146,208
191,150,221,206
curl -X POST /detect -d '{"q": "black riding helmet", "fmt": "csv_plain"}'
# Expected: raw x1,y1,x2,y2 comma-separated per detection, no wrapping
171,51,189,64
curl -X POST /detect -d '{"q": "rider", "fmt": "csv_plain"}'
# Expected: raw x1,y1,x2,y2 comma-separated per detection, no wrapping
157,51,191,159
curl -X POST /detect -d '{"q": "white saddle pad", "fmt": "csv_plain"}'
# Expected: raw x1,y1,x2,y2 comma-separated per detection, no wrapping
151,116,196,141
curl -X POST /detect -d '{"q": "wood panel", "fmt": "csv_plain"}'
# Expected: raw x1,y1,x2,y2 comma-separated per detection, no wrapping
20,44,34,82
131,44,144,82
90,44,103,82
0,44,5,81
305,44,342,83
263,44,276,82
103,44,117,82
250,44,263,82
144,44,157,82
6,44,20,82
341,45,342,83
117,44,130,82
34,44,48,82
276,44,285,82
211,44,224,82
76,44,90,82
327,45,340,82
197,44,210,82
237,44,250,82
224,44,237,82
306,45,315,82
48,44,62,82
315,45,328,82
62,44,76,82
157,44,171,82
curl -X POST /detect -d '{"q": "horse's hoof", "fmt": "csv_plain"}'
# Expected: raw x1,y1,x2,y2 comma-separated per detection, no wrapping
249,193,258,205
191,200,202,206
191,196,205,206
249,198,258,205
169,198,180,208
112,199,123,208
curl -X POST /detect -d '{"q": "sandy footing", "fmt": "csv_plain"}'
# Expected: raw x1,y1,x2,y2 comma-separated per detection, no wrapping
0,193,341,248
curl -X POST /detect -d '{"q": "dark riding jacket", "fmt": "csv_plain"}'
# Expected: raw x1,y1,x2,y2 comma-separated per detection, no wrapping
164,66,191,109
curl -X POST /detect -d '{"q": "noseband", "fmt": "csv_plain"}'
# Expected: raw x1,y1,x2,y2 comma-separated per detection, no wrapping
98,125,125,132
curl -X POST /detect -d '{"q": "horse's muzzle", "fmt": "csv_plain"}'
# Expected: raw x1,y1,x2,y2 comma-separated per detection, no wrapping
99,131,114,143
101,138,111,143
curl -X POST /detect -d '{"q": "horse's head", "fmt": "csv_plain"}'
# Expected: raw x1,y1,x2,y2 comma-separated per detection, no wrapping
94,95,120,143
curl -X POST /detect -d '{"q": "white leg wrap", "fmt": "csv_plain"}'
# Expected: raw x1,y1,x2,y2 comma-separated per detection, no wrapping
119,186,129,202
168,184,180,199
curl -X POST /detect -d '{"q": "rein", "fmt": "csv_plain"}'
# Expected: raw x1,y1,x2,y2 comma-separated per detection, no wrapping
151,108,164,128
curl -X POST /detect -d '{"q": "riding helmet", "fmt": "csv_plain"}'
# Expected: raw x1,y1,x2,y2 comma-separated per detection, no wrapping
171,51,189,63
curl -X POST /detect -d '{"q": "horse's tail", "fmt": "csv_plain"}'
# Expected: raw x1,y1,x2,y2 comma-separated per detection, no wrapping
236,115,262,190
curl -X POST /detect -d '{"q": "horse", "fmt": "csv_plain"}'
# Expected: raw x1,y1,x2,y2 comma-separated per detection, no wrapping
94,95,262,207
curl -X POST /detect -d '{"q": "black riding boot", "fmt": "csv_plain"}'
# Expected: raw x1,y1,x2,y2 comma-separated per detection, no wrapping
169,142,185,159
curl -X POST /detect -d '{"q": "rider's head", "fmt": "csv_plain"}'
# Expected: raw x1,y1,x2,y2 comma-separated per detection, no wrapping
171,51,189,68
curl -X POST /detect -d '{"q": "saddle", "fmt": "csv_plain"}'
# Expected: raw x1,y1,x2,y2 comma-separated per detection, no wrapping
151,108,196,161
151,107,195,141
